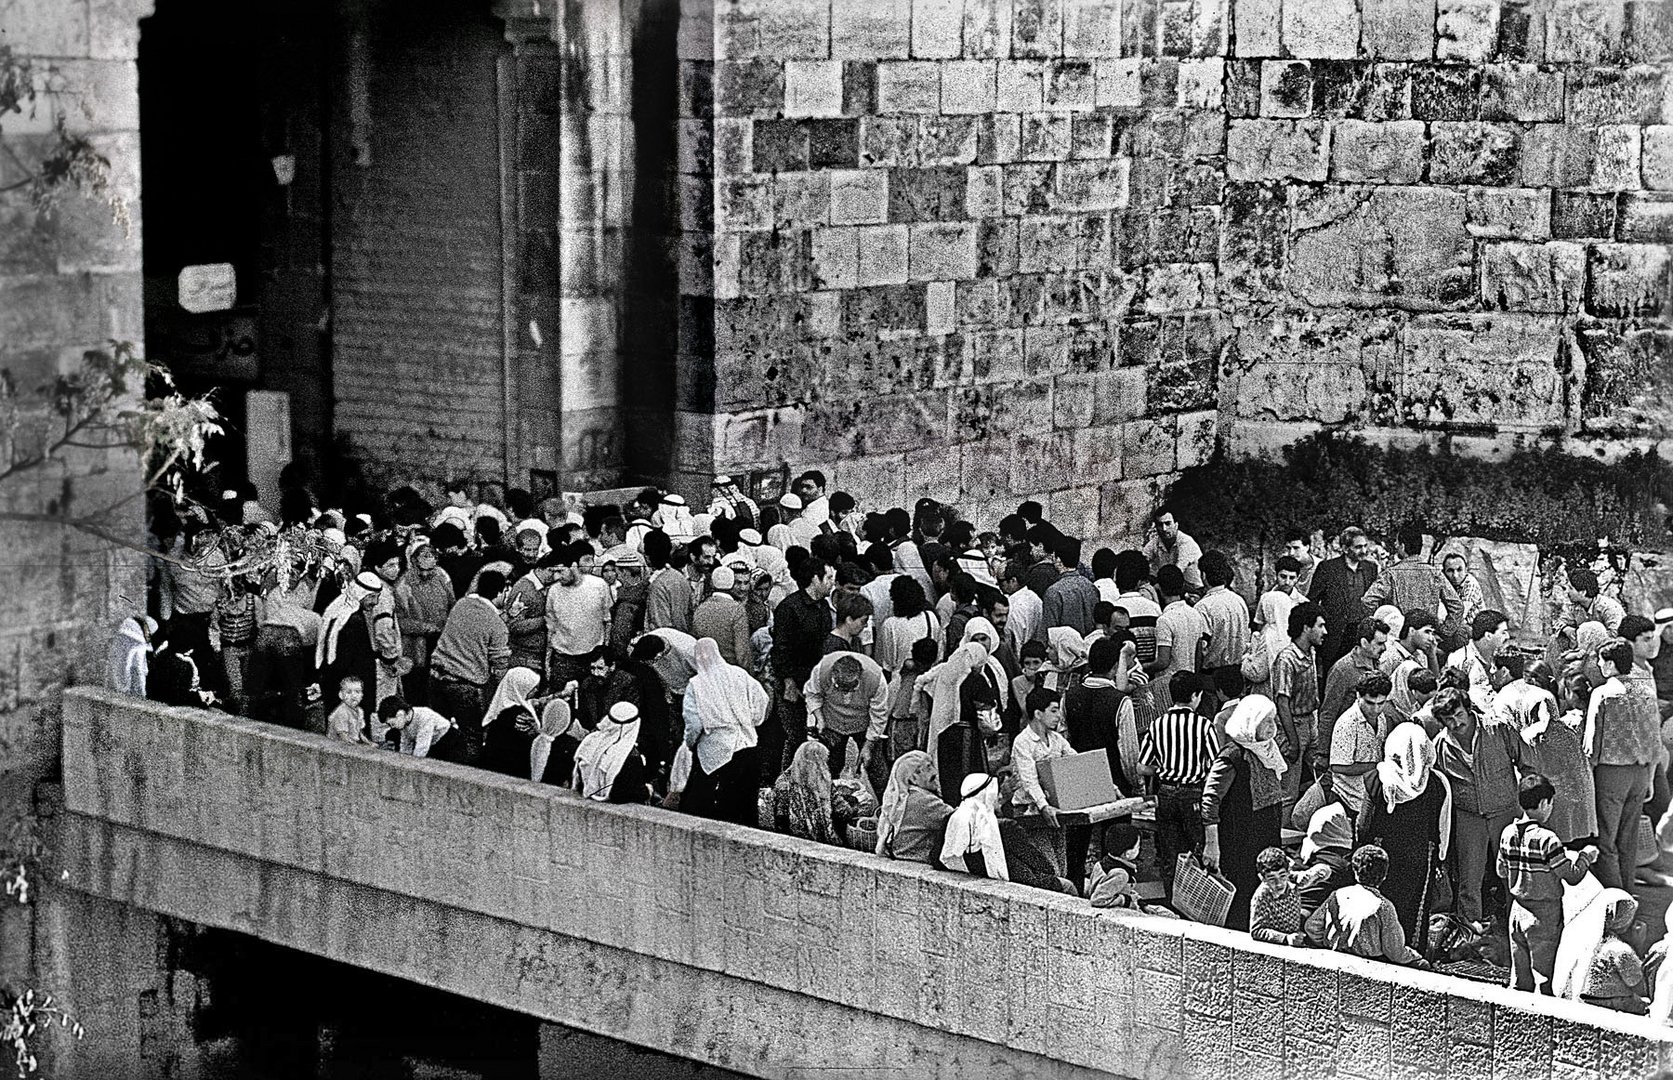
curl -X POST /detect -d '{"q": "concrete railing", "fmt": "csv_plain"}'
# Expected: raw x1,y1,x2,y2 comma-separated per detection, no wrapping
59,688,1673,1080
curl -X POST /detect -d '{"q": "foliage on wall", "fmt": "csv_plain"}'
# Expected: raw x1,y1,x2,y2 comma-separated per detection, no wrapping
1166,433,1673,562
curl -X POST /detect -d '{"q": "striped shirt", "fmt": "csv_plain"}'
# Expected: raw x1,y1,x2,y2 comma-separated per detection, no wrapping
1497,818,1585,904
1139,706,1220,786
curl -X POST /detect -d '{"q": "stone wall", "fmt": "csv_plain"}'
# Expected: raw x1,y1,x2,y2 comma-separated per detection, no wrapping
669,0,1671,542
58,687,1673,1080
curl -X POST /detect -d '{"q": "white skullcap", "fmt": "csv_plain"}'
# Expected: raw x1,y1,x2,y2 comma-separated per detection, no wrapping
959,773,995,798
779,492,803,511
739,528,763,546
608,701,639,723
711,566,736,591
354,571,385,592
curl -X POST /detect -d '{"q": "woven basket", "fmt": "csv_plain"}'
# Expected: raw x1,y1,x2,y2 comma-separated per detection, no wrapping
847,817,878,853
1638,814,1659,868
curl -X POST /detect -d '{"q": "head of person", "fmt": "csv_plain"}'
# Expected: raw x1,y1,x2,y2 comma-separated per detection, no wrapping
1283,529,1310,563
795,469,826,503
980,590,1010,635
829,491,856,519
1255,846,1292,890
551,542,586,585
1274,554,1303,593
589,647,620,681
1430,687,1474,736
1019,639,1049,678
1052,535,1081,571
965,676,1000,731
908,636,939,674
1091,546,1117,582
1200,550,1234,589
514,528,543,565
835,560,871,596
629,634,665,665
864,542,894,577
1356,672,1392,723
1015,499,1044,525
475,569,507,602
998,559,1027,597
1025,686,1063,732
1088,637,1121,678
1660,609,1673,646
883,506,912,542
1356,616,1391,662
708,565,737,599
1400,610,1437,654
338,676,363,708
1153,507,1181,544
1566,567,1601,604
642,528,672,571
1105,822,1141,862
1339,526,1369,564
1396,523,1424,559
834,592,874,635
1620,614,1657,662
1350,844,1389,889
378,695,411,729
1170,670,1204,710
949,571,979,607
354,571,384,610
367,540,403,584
1471,610,1510,654
1113,549,1150,594
829,655,865,698
1407,669,1438,709
890,574,929,619
475,517,503,550
793,556,834,600
1518,773,1557,825
534,548,565,585
1602,637,1636,681
444,480,471,509
1215,665,1246,704
1025,523,1057,562
1288,602,1326,648
1442,551,1469,590
412,540,440,573
1523,657,1557,695
1156,564,1187,603
1496,650,1526,688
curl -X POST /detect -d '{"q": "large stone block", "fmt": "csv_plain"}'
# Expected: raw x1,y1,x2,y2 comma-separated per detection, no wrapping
1428,121,1521,185
1012,0,1067,57
1546,0,1628,61
1480,241,1586,312
1577,323,1673,434
919,115,980,165
784,61,845,117
1402,313,1569,428
832,0,913,59
1022,112,1075,160
1064,0,1125,55
860,116,922,167
1260,60,1313,118
829,170,889,225
913,0,967,57
1092,370,1150,424
1287,186,1475,311
1055,158,1131,210
1362,0,1436,59
1411,63,1481,120
1551,189,1618,238
1227,120,1330,181
908,221,980,280
941,61,999,114
1568,64,1667,125
1232,0,1282,56
1331,120,1426,183
856,224,912,286
1479,63,1565,123
1282,0,1361,58
1046,59,1098,110
998,59,1048,111
716,59,785,118
1645,125,1673,190
1620,192,1673,241
1464,187,1551,239
1436,0,1499,60
1587,243,1672,317
888,165,969,221
1593,123,1644,189
876,61,943,113
1094,57,1143,106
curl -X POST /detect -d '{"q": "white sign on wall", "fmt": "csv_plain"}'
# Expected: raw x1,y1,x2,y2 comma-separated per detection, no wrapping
178,263,237,313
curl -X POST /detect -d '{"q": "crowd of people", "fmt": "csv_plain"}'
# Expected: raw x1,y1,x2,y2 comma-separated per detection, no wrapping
110,470,1673,1018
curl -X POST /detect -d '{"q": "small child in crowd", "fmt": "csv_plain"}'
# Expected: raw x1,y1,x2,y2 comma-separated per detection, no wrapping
327,675,371,745
1497,773,1598,994
1087,824,1144,909
1249,846,1307,947
1304,845,1430,969
1013,640,1048,716
887,638,941,758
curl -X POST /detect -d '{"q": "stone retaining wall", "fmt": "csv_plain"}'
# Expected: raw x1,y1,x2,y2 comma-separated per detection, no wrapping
58,687,1673,1080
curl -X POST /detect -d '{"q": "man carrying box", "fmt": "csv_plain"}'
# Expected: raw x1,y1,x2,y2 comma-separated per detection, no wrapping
1011,687,1089,890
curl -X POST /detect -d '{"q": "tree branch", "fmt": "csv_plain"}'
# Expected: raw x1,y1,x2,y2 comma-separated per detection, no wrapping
0,510,199,570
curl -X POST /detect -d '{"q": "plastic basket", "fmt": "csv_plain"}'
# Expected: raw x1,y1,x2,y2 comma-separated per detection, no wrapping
1172,853,1235,927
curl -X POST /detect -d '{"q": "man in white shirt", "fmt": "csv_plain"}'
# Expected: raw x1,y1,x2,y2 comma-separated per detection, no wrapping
1147,565,1209,715
1329,673,1391,814
546,540,613,688
1144,507,1204,592
997,559,1044,658
1447,609,1510,717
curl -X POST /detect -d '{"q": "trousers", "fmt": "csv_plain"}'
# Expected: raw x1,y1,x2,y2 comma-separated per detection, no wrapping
1595,762,1655,893
1509,899,1563,994
1452,808,1516,925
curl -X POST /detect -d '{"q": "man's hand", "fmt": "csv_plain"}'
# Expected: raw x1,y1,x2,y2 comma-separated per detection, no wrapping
1201,838,1221,872
859,740,874,768
1041,805,1060,827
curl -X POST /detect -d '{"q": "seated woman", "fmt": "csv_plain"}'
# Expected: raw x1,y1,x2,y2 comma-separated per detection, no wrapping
481,667,547,778
998,819,1077,895
1294,801,1356,916
773,740,841,845
874,750,952,863
940,773,1008,880
1575,890,1648,1015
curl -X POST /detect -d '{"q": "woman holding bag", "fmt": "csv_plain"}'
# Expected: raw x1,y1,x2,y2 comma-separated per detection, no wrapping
1201,695,1288,931
1359,722,1453,953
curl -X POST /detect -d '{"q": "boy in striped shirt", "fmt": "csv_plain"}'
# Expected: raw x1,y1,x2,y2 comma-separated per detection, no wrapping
1139,671,1217,900
1498,774,1599,994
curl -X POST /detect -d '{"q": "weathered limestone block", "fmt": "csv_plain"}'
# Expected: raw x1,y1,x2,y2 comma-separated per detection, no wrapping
876,61,942,113
832,0,912,59
784,61,844,118
1594,124,1645,189
941,61,999,114
1234,354,1374,423
919,115,980,166
1178,59,1224,110
716,59,785,118
860,117,921,167
1401,314,1570,429
908,221,980,280
912,0,965,58
1587,243,1672,317
1122,415,1181,477
1362,0,1437,60
1013,0,1067,57
1282,0,1360,58
1142,262,1215,313
1022,112,1075,161
1620,192,1673,242
1231,0,1281,56
1464,187,1551,239
1567,65,1667,126
1063,0,1125,56
1546,0,1628,61
1260,60,1312,118
1227,120,1330,181
1331,120,1426,183
1055,158,1131,211
855,224,911,286
998,60,1047,111
828,170,889,225
1436,0,1500,61
1046,59,1098,110
1428,122,1521,185
1645,126,1673,190
1287,186,1475,311
1095,57,1143,107
1480,241,1586,312
1578,324,1673,435
1480,64,1565,123
1411,64,1481,121
1551,190,1619,238
1072,112,1117,157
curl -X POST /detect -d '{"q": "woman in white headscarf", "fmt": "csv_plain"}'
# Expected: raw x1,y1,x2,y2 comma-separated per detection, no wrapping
922,626,1006,804
481,667,543,779
109,615,158,697
530,695,581,784
682,637,769,826
1241,590,1293,697
1358,721,1452,953
1201,695,1289,931
940,773,1008,880
315,571,383,712
1559,888,1647,1013
574,701,652,803
874,749,951,862
772,739,839,845
1040,626,1090,692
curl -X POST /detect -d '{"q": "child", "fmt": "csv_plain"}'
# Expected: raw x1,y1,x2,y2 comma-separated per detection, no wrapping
327,676,371,745
1249,846,1307,947
887,637,941,758
1087,823,1143,908
377,695,458,759
1012,640,1048,717
1580,890,1648,1014
1303,845,1430,968
1497,773,1598,994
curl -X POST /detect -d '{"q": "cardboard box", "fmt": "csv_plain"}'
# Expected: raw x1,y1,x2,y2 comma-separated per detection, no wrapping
1038,749,1122,812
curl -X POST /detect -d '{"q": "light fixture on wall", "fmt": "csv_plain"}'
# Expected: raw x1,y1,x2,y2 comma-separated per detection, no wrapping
271,154,296,186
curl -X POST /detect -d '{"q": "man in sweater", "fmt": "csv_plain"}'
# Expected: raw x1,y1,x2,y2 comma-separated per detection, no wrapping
1040,535,1099,640
1588,638,1662,895
643,531,693,634
692,565,752,666
430,570,512,766
805,652,889,790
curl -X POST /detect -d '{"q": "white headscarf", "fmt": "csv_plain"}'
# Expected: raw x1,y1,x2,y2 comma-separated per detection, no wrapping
1372,604,1404,643
1376,722,1453,859
685,637,769,771
655,496,696,544
1252,590,1292,677
876,750,937,857
961,615,1010,694
109,616,157,697
940,773,1008,881
1226,695,1287,778
1300,802,1353,863
315,572,383,669
922,640,991,757
530,697,578,782
484,667,540,730
574,701,642,800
